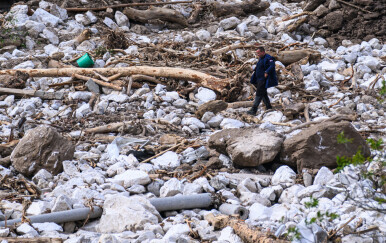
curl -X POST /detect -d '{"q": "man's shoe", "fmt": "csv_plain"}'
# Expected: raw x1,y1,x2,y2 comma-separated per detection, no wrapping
247,108,257,115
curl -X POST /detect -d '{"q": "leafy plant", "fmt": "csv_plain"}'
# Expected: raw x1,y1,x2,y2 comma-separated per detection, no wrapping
337,131,353,144
335,149,367,173
285,226,301,241
304,197,319,209
380,80,386,96
367,138,384,151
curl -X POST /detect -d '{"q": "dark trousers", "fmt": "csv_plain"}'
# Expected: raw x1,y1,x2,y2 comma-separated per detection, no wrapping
252,87,272,111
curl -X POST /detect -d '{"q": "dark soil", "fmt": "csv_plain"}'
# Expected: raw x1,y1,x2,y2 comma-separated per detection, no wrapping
305,0,386,48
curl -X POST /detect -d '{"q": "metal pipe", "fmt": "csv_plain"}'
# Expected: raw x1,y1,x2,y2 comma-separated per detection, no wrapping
0,207,103,227
149,193,213,212
219,203,249,220
0,193,213,226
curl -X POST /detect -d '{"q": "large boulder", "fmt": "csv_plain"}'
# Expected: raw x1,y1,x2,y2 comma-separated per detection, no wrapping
208,128,283,167
11,126,74,177
281,121,370,171
97,195,161,233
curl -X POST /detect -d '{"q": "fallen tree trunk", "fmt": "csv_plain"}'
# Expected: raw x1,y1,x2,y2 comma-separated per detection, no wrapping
66,1,193,12
205,213,289,243
269,49,321,66
123,6,188,27
0,88,65,100
211,0,270,17
0,66,229,94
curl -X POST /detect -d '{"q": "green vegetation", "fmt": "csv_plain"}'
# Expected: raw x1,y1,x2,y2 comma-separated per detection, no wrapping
285,226,301,241
337,131,353,144
366,138,384,151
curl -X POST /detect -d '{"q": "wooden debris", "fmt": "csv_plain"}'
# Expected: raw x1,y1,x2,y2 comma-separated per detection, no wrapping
66,1,193,12
0,88,65,100
73,29,92,44
123,6,188,27
212,43,256,55
205,213,289,243
270,49,321,66
211,0,270,17
72,73,122,91
0,238,62,243
0,66,230,94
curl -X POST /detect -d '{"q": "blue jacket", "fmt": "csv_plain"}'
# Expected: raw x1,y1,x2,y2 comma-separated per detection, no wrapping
250,54,278,88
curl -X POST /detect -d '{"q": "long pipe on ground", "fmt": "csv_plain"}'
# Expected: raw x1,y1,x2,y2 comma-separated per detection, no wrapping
0,193,213,227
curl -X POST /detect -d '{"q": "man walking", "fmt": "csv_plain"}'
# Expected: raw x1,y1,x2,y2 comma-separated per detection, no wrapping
247,47,278,115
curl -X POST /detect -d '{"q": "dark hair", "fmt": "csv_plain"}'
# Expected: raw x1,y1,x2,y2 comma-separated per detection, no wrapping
257,46,265,52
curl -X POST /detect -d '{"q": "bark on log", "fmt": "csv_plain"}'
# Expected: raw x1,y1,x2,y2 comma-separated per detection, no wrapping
205,213,289,243
227,101,253,109
211,0,270,17
0,66,229,94
123,6,188,27
85,122,126,134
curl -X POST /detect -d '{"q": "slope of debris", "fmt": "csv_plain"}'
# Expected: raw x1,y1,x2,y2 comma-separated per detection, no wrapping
0,0,385,243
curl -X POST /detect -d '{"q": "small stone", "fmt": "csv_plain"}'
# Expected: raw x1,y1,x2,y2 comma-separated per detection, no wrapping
115,11,130,27
103,17,118,29
31,8,61,27
33,222,63,232
112,169,151,188
16,223,39,236
160,178,184,197
249,202,272,221
86,79,100,93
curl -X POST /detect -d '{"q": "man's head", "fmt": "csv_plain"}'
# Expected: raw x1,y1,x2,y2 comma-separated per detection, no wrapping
256,46,265,58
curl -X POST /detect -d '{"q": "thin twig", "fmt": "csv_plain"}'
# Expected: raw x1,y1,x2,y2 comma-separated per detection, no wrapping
140,141,185,164
328,215,356,239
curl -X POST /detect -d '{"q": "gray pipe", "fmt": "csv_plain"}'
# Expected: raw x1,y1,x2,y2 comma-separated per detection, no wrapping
0,207,103,227
0,193,213,227
219,203,249,220
150,193,213,212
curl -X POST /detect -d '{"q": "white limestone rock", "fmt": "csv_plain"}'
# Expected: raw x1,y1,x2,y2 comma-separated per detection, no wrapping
249,202,272,221
271,166,296,187
31,8,61,27
313,167,334,186
97,194,161,233
160,178,184,197
16,223,39,236
112,169,151,188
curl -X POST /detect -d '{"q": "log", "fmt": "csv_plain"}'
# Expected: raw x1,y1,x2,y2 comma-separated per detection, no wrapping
270,49,321,66
85,122,126,134
0,66,229,94
0,238,62,243
227,101,253,109
212,43,257,55
205,213,289,243
123,6,188,27
211,0,270,17
0,88,65,100
66,1,193,12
